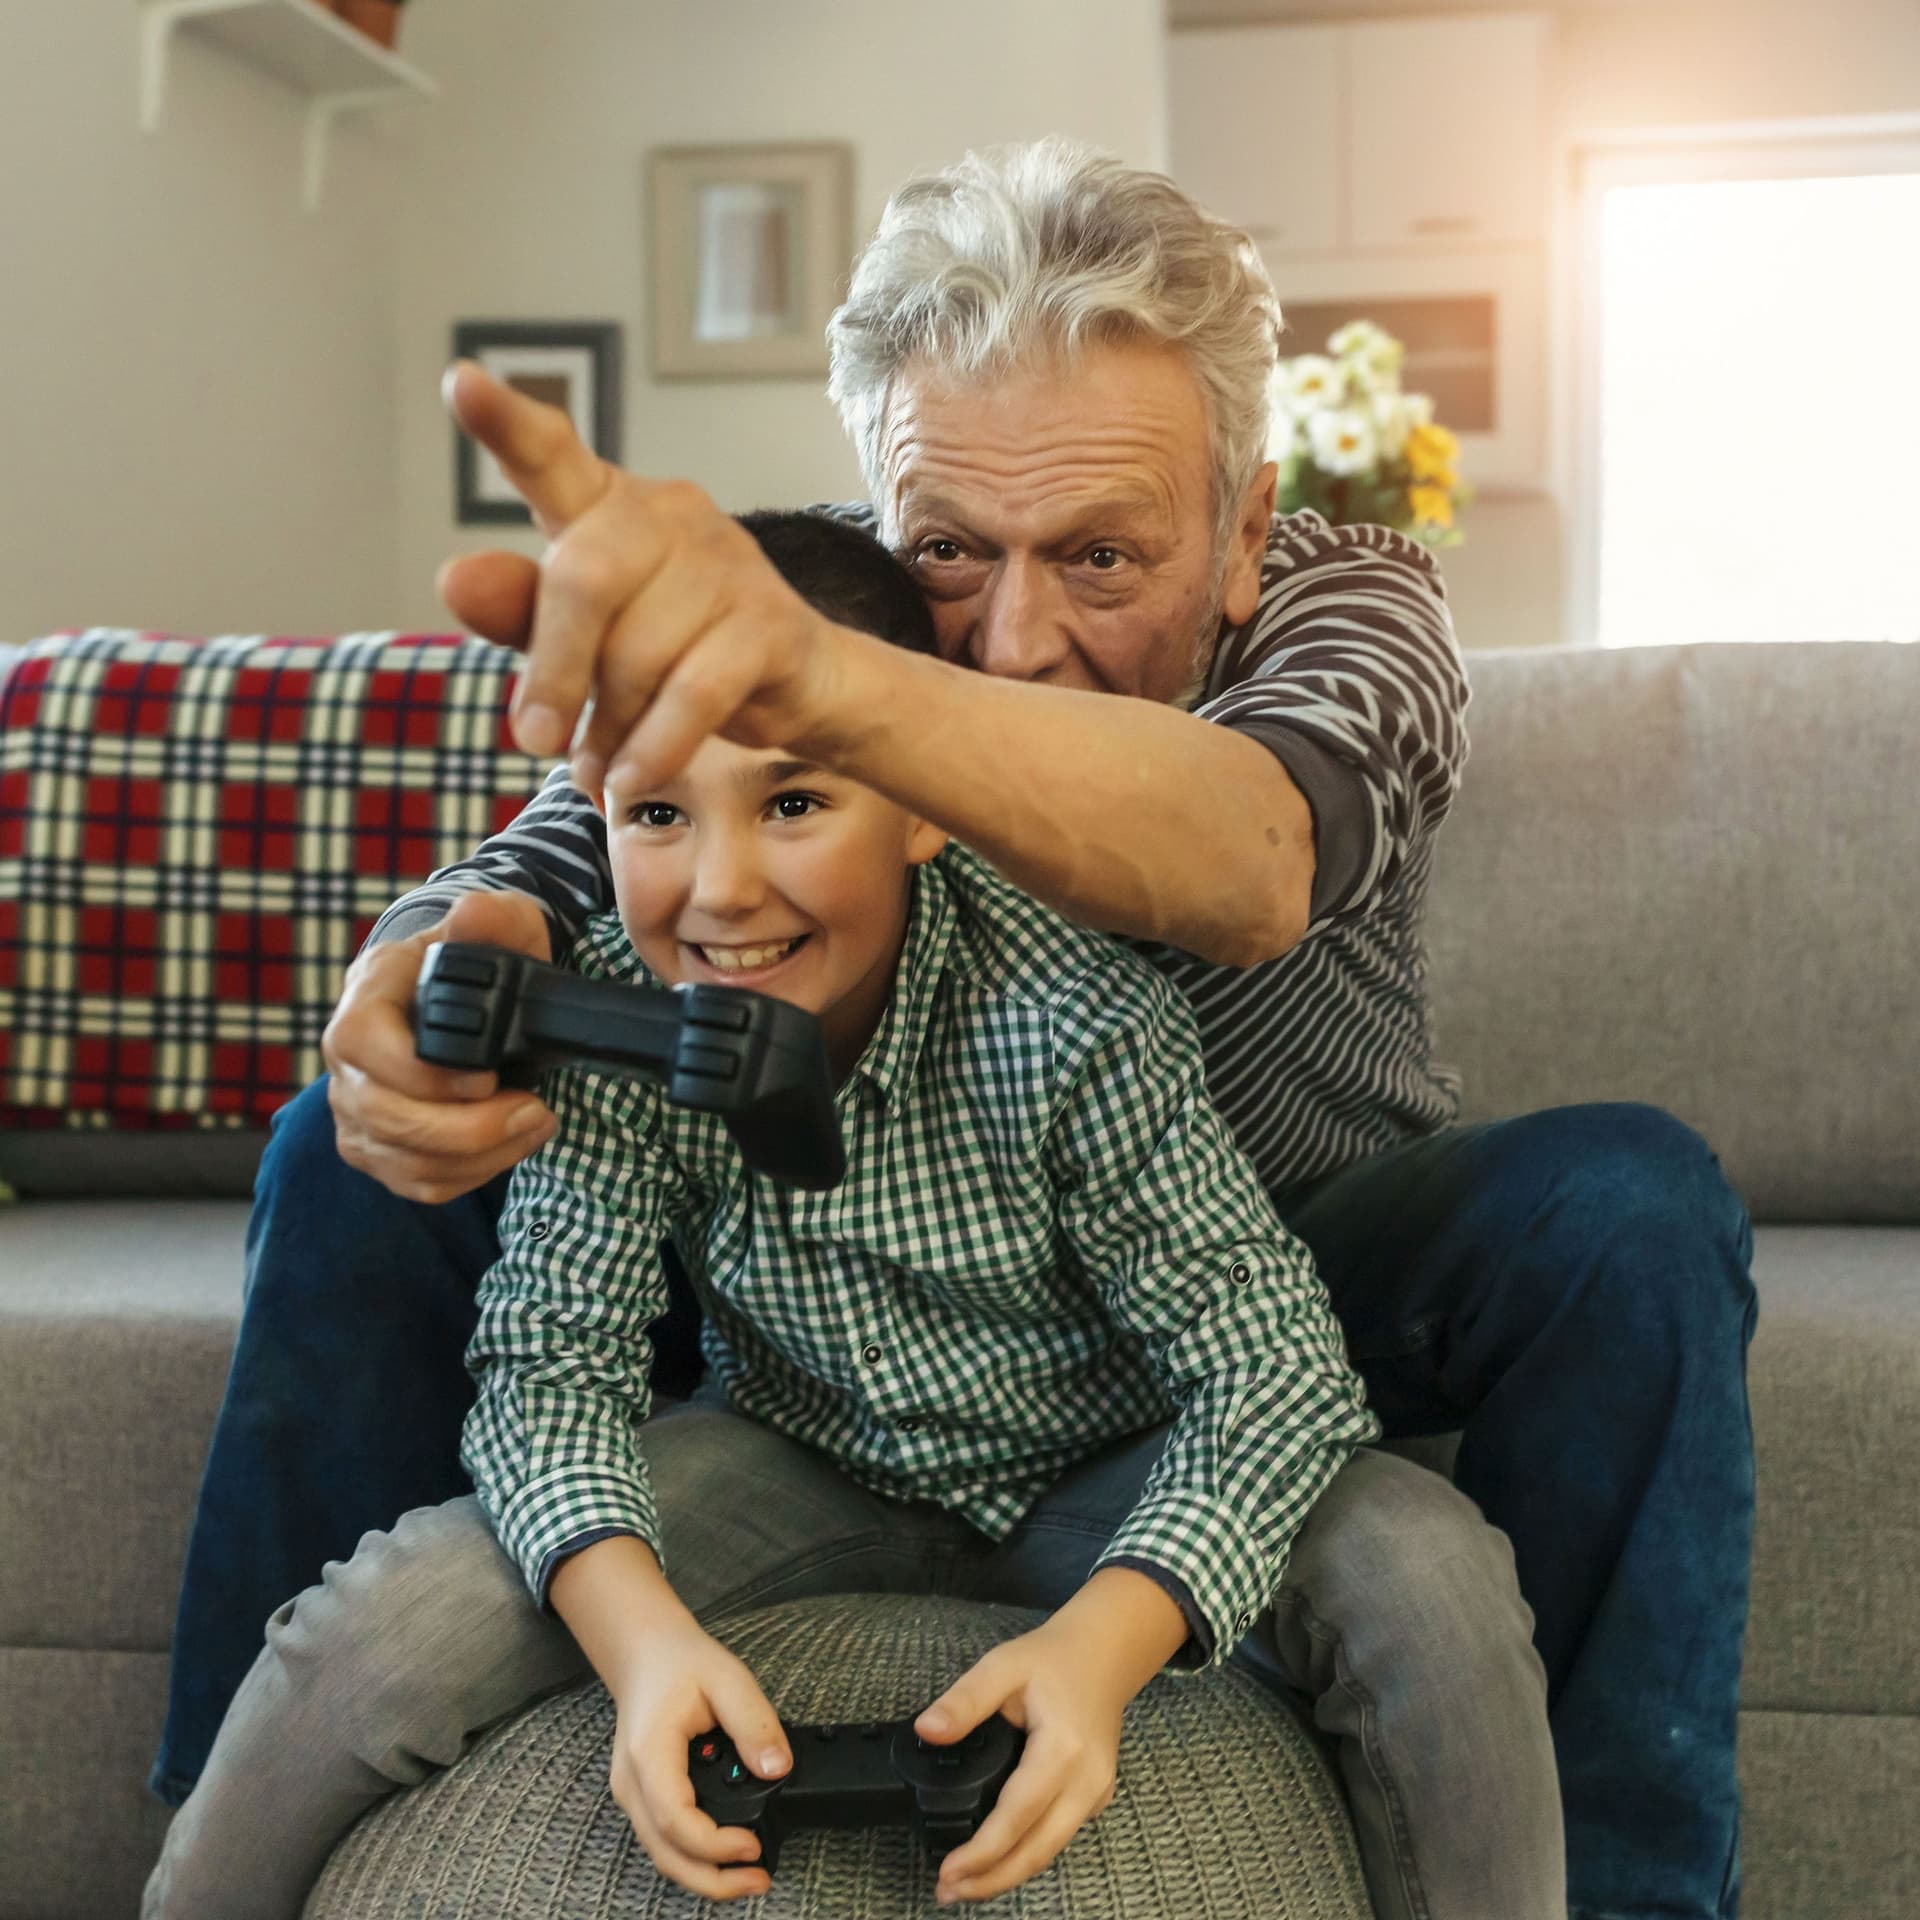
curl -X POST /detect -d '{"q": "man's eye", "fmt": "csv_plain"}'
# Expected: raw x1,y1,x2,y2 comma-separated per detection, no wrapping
771,792,821,820
631,802,681,828
917,538,965,564
1085,545,1125,571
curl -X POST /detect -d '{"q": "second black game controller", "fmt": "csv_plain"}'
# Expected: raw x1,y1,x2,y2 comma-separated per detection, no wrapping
411,939,846,1189
689,1714,1025,1874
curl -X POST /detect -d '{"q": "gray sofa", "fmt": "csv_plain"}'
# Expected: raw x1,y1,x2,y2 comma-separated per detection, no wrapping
3,637,1916,1919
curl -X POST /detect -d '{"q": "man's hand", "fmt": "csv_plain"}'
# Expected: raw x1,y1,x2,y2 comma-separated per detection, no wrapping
322,888,557,1203
438,359,849,798
607,1615,792,1902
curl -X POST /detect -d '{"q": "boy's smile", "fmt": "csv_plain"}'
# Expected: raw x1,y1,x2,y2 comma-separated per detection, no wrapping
601,738,947,1079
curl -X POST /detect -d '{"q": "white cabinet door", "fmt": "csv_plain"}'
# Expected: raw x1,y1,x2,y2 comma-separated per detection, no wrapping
1346,14,1547,249
1169,25,1341,255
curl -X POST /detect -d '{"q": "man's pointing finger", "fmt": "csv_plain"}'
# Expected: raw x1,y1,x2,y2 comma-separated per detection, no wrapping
441,359,612,537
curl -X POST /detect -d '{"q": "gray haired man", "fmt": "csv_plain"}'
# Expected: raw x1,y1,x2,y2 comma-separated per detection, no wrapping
154,139,1757,1920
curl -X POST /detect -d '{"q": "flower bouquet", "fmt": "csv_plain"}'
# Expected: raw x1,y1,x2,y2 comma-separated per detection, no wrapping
1271,321,1470,548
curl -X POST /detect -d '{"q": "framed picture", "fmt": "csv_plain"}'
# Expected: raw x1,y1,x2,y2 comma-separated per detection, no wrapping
451,320,623,524
648,142,855,379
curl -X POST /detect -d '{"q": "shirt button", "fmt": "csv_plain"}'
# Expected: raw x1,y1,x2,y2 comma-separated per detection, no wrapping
861,1342,883,1365
1236,1610,1255,1632
529,1221,550,1242
898,1416,920,1433
1229,1261,1251,1285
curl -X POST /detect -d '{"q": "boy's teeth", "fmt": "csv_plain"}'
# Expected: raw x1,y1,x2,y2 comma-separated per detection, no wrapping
698,938,801,972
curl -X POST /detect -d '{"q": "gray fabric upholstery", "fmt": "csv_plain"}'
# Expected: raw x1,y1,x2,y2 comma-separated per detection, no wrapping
0,1202,248,1651
0,1648,175,1917
1426,640,1920,1223
305,1591,1373,1920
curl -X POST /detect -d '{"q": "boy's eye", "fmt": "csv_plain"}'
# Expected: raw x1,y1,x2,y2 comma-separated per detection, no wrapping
631,802,682,829
771,792,822,820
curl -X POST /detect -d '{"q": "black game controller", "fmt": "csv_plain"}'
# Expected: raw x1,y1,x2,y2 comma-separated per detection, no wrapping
411,939,846,1190
689,1715,1025,1874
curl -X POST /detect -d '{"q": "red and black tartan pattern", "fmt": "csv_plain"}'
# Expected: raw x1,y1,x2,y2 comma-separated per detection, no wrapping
0,629,544,1132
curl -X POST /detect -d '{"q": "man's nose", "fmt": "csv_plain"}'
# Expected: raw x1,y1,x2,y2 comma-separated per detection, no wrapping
967,556,1074,683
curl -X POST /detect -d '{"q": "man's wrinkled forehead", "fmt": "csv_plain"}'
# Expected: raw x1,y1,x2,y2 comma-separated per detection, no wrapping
876,346,1212,536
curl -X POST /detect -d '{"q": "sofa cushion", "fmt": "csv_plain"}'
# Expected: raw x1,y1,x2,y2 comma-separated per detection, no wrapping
0,630,540,1195
0,1199,248,1649
1426,639,1920,1223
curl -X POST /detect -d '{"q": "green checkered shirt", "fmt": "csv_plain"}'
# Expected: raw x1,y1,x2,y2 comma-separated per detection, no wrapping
462,843,1379,1670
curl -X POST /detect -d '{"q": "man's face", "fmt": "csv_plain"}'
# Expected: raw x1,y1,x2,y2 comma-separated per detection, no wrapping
603,737,946,1078
878,338,1271,703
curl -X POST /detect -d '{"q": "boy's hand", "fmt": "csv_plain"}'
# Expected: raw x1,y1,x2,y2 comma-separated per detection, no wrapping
607,1615,792,1902
912,1614,1134,1906
323,888,558,1203
439,359,849,800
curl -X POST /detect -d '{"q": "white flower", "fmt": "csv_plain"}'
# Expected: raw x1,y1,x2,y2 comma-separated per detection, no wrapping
1372,391,1414,460
1283,354,1343,412
1308,406,1380,477
1329,320,1405,385
1401,389,1435,430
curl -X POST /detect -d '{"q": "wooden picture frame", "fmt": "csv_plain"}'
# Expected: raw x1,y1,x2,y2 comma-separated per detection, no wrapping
452,320,623,524
648,142,855,379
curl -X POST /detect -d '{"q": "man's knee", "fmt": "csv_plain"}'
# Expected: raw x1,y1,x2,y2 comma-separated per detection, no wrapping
1525,1102,1756,1334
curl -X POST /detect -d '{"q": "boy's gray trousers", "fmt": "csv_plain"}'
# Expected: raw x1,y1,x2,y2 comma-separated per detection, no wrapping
143,1402,1566,1920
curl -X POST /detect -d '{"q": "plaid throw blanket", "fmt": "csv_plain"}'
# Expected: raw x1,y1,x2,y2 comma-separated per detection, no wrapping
0,629,543,1132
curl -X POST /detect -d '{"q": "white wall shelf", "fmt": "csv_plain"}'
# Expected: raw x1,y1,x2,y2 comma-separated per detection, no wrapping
139,0,439,213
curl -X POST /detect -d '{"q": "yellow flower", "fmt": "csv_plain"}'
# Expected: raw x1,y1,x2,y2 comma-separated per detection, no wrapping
1405,422,1460,483
1409,484,1454,529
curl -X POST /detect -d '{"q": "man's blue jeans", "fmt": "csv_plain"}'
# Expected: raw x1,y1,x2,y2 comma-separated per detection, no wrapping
151,1078,1756,1920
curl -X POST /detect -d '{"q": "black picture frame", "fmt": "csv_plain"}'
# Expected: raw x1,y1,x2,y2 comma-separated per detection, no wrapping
452,320,623,525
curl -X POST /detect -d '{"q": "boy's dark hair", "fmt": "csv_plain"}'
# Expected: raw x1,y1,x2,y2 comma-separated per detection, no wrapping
736,510,937,656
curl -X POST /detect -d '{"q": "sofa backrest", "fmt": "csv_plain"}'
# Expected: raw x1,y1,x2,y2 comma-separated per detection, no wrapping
1425,638,1918,1224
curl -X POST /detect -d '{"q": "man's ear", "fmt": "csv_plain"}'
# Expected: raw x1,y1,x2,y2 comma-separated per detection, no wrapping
1221,460,1278,628
904,817,949,867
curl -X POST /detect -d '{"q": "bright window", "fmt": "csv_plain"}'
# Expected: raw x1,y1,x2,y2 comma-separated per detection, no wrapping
1585,147,1920,648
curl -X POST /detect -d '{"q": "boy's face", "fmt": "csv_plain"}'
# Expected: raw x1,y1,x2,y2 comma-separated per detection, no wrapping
601,737,947,1078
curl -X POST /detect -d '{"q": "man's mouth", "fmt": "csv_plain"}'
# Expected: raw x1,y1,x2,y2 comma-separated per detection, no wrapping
685,934,811,976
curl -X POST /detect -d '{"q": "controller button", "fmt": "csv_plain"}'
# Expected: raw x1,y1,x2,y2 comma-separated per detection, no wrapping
727,1761,748,1783
812,1727,838,1742
424,1002,487,1035
861,1342,883,1365
1230,1261,1252,1285
689,998,753,1032
861,1723,885,1739
680,1042,739,1081
434,951,499,986
697,1739,720,1763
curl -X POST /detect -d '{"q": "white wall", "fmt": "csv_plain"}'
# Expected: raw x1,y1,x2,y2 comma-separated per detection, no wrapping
0,1,399,641
1,0,1167,644
385,0,1169,631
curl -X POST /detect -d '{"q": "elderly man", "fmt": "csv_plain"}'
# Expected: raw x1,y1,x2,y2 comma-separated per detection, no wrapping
152,142,1754,1920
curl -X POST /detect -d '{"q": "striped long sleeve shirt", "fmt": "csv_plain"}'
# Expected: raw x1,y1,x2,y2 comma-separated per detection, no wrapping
460,844,1380,1670
371,509,1472,1205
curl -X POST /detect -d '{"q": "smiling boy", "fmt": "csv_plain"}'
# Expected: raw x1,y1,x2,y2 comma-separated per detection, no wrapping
143,512,1559,1920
